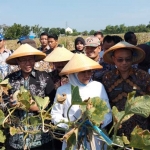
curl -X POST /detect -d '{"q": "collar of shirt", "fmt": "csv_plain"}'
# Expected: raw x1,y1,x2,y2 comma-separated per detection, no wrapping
17,69,36,79
115,68,135,79
39,45,50,51
0,49,10,54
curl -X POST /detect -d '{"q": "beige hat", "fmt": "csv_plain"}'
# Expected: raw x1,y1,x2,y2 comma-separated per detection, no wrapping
85,36,100,47
6,44,46,65
44,47,74,62
59,53,102,75
103,41,145,64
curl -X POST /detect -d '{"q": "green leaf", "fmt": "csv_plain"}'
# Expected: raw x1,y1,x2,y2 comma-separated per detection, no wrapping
0,79,9,85
0,130,6,143
113,135,124,147
18,91,31,102
130,126,150,149
66,132,76,149
127,91,136,101
42,111,52,120
29,116,41,126
71,85,85,105
0,146,5,150
21,100,30,110
122,135,130,145
86,97,109,126
0,110,5,125
112,106,134,124
125,94,150,118
10,126,18,136
34,96,49,110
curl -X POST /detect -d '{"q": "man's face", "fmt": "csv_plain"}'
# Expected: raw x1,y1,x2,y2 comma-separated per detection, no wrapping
48,38,58,49
129,34,137,45
112,49,132,73
17,56,35,73
40,35,48,46
85,46,100,60
0,40,5,49
103,41,115,51
53,61,68,73
76,41,84,51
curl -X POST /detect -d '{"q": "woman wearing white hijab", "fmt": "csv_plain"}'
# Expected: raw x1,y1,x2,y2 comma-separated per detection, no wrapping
51,53,112,150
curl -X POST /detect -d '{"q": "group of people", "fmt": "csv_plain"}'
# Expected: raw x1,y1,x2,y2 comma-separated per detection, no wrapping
0,30,150,150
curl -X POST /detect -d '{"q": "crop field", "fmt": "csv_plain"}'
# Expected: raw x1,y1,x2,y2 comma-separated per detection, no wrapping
5,33,150,50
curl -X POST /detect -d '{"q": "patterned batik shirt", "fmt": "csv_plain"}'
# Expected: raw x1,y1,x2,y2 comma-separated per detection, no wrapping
5,69,56,149
102,68,150,138
0,49,19,79
92,56,115,82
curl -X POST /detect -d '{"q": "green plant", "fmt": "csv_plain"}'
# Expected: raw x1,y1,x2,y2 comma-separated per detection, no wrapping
0,79,150,150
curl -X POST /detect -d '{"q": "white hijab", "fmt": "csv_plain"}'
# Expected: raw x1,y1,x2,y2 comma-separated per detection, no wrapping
68,73,92,87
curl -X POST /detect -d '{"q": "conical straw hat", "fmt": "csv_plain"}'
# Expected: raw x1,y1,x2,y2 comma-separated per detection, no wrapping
59,53,102,75
44,47,74,62
6,44,46,65
103,41,145,64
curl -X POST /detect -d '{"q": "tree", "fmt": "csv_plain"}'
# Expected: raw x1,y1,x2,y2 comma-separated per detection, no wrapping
60,28,65,34
21,25,31,36
4,23,23,39
49,28,60,35
89,30,95,35
42,27,50,34
31,24,43,38
82,30,88,36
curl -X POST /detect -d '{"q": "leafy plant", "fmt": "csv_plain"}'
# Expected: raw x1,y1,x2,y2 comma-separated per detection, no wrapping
0,81,150,150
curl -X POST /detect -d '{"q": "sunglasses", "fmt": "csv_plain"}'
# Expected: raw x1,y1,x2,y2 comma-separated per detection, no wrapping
114,57,132,63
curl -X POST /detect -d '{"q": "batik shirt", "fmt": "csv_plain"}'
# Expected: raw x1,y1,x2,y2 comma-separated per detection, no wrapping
0,49,19,79
102,68,150,138
92,56,115,82
5,69,55,149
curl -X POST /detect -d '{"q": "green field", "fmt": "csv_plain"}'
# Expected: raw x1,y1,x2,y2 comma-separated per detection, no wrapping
5,33,150,50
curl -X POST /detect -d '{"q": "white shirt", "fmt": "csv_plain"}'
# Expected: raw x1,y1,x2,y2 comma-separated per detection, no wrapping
51,81,112,129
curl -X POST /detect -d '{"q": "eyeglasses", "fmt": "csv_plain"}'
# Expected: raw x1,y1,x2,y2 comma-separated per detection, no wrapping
18,58,35,64
114,56,132,63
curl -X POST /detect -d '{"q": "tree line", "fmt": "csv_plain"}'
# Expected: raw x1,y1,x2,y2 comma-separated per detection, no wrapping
0,22,150,40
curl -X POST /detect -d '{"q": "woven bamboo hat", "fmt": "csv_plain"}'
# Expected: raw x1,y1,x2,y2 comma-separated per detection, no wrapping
103,41,145,64
59,53,102,75
6,44,46,65
44,47,74,62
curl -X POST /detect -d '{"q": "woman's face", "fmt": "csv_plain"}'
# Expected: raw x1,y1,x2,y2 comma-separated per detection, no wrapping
77,70,93,84
76,41,84,51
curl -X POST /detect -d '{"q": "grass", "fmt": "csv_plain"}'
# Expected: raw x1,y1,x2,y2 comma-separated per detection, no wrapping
5,33,150,50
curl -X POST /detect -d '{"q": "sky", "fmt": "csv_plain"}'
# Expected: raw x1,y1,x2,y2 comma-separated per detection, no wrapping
0,0,150,32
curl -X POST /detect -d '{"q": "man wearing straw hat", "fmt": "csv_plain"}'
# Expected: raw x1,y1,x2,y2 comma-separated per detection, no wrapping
44,47,74,90
102,41,150,138
44,47,74,150
5,44,55,149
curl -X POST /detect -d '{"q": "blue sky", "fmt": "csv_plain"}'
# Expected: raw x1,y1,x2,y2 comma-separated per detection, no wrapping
0,0,150,31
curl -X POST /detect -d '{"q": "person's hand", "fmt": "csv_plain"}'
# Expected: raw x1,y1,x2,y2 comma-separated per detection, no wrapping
9,94,18,107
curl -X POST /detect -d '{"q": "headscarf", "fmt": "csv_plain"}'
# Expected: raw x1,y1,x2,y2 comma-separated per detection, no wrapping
68,73,91,87
75,37,85,51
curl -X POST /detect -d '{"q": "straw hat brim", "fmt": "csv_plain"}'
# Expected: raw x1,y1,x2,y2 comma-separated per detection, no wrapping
59,53,103,76
6,44,46,65
44,47,74,62
103,41,145,64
